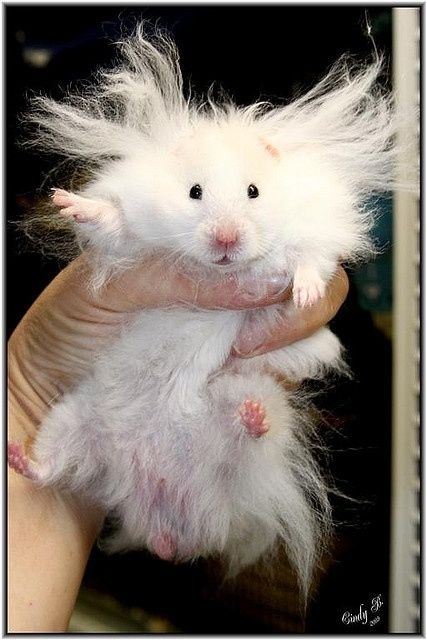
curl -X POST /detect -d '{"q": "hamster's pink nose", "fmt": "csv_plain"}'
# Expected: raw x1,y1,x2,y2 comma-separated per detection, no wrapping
213,226,240,250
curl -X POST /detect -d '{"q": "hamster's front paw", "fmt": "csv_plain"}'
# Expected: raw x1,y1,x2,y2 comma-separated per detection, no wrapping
292,264,326,308
51,188,118,224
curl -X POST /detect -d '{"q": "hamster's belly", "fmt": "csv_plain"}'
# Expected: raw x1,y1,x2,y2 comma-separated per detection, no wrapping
47,306,302,561
90,354,295,561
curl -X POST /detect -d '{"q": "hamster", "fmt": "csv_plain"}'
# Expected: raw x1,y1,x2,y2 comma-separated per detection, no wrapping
8,26,400,599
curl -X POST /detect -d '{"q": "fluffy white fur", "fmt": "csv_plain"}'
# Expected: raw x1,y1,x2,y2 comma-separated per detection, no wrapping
11,26,402,600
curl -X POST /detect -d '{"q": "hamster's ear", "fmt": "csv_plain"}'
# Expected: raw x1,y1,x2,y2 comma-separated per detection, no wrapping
259,138,280,160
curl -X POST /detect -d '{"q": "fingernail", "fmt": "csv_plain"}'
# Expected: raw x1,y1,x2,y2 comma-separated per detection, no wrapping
233,322,268,357
232,344,265,358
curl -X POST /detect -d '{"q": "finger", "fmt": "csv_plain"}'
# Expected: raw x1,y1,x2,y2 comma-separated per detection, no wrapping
233,266,349,357
96,254,292,312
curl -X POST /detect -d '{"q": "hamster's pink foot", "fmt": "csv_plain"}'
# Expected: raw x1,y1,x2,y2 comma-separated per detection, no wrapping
153,532,177,561
8,442,40,481
239,400,269,438
51,188,117,224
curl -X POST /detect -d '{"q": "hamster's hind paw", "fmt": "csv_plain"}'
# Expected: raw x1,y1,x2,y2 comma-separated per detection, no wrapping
8,441,46,483
239,400,269,438
152,532,177,561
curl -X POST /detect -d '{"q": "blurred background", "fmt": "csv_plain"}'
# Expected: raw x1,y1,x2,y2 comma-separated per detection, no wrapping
6,5,420,633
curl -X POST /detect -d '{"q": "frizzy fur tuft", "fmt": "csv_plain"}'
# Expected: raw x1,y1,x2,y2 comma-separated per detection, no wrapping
24,26,403,192
256,56,399,195
24,25,188,163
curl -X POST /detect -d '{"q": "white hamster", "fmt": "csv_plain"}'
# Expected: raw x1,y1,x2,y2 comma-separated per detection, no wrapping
9,26,400,599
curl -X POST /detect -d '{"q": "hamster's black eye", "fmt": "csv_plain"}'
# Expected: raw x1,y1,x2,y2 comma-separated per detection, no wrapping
247,184,259,199
189,184,203,200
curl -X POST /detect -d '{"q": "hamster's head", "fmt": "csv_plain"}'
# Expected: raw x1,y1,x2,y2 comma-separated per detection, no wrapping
163,124,285,272
104,121,360,276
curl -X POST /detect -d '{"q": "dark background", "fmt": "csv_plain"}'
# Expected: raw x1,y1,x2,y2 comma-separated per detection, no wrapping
7,5,393,633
